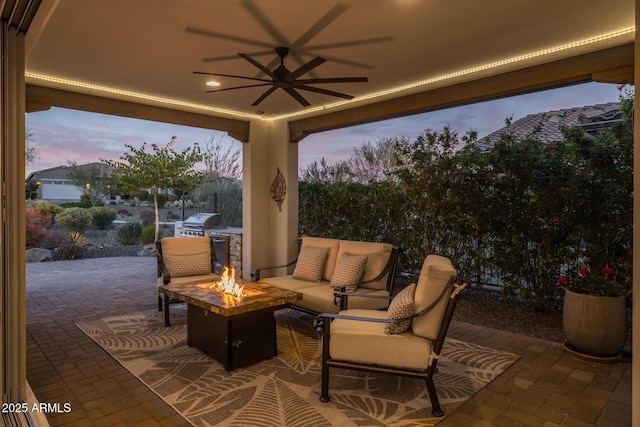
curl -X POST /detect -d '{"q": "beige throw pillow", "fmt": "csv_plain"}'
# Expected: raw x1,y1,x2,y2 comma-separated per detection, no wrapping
292,246,329,282
385,283,416,334
330,253,368,292
164,251,211,278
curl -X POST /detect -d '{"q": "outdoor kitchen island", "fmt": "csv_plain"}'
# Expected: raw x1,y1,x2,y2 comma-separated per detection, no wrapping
159,280,302,371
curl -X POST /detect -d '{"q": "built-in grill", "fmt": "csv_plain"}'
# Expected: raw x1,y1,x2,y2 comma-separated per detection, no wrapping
182,213,227,236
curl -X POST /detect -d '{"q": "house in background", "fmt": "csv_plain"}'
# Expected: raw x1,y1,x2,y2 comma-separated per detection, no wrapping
478,102,621,149
26,162,107,202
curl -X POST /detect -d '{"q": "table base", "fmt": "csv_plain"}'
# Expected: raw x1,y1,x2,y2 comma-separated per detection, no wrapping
187,303,278,371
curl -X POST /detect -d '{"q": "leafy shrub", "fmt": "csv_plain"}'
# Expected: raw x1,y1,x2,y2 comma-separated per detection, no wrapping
59,201,92,209
141,224,161,244
117,208,132,216
32,201,63,218
80,193,104,206
42,228,65,250
139,208,155,225
56,231,87,260
55,207,93,233
148,193,167,208
26,208,52,249
172,199,195,208
116,220,142,245
90,206,117,229
137,190,149,202
166,210,181,220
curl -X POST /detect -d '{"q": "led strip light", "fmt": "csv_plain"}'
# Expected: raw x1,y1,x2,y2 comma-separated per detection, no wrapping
25,27,635,122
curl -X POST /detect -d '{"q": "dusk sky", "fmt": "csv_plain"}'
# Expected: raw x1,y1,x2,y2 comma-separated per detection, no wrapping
25,82,625,178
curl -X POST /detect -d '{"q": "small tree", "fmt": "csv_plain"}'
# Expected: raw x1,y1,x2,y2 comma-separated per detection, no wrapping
26,129,39,165
66,161,112,206
103,137,203,242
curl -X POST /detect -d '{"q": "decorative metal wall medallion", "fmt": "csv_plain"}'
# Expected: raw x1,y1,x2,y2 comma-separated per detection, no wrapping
270,167,286,211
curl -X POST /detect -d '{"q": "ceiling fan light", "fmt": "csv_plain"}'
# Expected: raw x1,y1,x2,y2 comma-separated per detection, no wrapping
206,81,221,87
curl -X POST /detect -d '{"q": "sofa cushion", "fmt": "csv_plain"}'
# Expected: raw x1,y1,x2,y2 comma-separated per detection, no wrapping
411,255,456,340
385,283,416,335
300,237,340,281
292,246,329,282
330,253,368,292
336,241,393,290
330,309,432,370
164,251,211,278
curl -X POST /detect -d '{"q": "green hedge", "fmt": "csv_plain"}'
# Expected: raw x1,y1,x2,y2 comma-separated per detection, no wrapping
298,96,633,310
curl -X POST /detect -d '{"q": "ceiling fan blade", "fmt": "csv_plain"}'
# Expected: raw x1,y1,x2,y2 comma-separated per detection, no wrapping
193,71,272,83
202,50,273,63
284,87,310,107
290,57,327,79
207,83,272,93
240,0,289,46
306,52,376,70
239,53,276,79
306,36,395,51
295,85,354,100
186,27,272,48
295,77,368,84
251,86,278,106
290,3,350,49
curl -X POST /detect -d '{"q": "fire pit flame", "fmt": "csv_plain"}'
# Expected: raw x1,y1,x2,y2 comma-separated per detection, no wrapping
210,266,244,298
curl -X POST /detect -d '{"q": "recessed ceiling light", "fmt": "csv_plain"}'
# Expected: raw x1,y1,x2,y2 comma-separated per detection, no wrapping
206,81,220,87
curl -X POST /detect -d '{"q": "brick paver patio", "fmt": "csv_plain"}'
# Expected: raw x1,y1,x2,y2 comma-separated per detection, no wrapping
26,257,631,426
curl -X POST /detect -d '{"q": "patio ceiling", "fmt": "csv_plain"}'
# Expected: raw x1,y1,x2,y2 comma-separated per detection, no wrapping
24,0,634,132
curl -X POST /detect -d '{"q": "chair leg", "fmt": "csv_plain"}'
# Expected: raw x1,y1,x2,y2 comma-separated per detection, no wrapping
163,296,170,327
158,295,163,311
319,319,331,402
425,371,443,417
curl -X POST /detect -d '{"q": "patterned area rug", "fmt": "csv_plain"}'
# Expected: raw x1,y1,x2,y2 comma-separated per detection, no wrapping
77,306,518,427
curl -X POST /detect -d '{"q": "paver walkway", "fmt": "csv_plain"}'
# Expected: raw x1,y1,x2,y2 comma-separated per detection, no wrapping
26,257,632,426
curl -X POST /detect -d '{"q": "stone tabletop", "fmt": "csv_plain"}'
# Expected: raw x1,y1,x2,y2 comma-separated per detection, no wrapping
160,279,302,317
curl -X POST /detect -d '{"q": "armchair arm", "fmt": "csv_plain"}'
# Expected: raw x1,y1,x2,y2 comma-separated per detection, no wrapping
324,276,468,326
250,257,298,281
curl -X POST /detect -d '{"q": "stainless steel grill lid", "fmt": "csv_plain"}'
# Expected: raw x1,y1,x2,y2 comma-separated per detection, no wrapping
183,213,227,231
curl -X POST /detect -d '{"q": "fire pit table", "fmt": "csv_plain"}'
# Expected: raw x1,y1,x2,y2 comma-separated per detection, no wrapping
159,279,302,371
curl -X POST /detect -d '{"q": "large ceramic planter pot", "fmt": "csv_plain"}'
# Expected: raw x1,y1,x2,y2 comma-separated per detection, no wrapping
562,289,628,358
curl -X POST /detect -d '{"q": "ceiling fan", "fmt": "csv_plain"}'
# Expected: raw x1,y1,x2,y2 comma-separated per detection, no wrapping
194,46,368,107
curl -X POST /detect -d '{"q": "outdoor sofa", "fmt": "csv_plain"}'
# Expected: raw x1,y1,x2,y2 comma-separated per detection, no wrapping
251,236,399,314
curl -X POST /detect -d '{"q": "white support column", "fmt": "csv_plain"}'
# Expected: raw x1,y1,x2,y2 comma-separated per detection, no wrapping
242,119,298,280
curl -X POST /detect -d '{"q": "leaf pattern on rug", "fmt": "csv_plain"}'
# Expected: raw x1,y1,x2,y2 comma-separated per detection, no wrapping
275,309,322,375
227,373,333,427
77,308,519,427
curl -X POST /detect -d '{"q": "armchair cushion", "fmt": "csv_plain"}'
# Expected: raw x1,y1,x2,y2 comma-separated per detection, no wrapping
330,309,432,370
412,255,457,340
292,246,329,282
329,253,368,292
164,251,211,278
385,283,416,335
